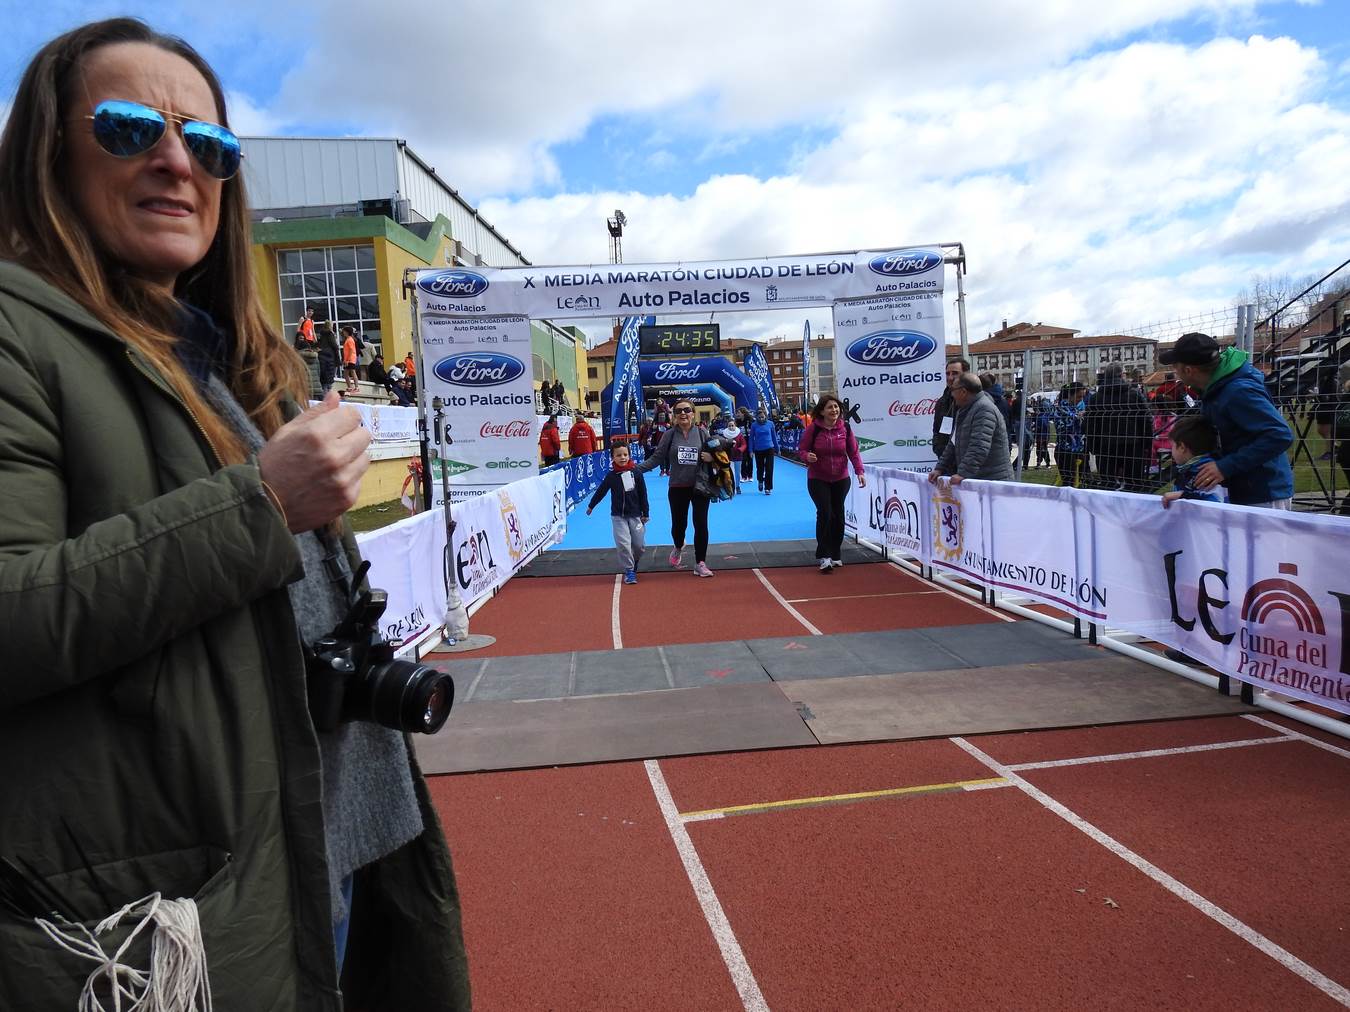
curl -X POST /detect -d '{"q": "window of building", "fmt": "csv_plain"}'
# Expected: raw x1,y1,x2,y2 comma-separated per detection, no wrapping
587,366,598,379
1054,351,1064,365
277,245,381,346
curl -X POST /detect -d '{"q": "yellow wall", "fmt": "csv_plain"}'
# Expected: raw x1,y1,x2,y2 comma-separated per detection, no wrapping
372,233,455,365
357,456,418,509
251,245,283,332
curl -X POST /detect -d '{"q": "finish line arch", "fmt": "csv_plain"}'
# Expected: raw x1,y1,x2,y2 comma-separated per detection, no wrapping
412,244,966,499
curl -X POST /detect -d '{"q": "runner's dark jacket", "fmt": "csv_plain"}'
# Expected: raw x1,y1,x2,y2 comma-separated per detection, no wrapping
636,424,708,487
587,467,650,518
0,261,469,1011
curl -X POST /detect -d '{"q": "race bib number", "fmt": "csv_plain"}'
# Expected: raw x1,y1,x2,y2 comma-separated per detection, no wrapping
676,445,699,465
621,471,635,491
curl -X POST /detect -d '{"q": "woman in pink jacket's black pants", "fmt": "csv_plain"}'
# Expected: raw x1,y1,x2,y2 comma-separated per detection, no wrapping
798,395,867,573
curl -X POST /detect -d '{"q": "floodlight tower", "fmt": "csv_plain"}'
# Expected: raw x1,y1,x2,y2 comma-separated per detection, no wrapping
607,210,627,331
607,209,626,265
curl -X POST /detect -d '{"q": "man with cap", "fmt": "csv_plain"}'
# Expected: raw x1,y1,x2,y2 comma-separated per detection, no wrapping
1159,332,1293,509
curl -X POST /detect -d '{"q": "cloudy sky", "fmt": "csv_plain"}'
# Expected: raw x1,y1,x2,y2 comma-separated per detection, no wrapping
4,1,1348,347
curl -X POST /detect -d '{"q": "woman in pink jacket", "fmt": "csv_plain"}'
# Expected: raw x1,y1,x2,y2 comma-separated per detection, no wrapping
799,394,867,573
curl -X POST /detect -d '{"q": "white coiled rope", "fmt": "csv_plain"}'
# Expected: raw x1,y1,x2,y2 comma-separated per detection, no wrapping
35,893,212,1012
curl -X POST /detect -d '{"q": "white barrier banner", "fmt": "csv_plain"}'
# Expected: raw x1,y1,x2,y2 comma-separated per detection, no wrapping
418,313,539,489
448,469,567,609
412,248,945,320
350,402,418,443
358,469,566,652
833,293,946,468
851,468,1350,713
355,510,444,654
1098,497,1350,713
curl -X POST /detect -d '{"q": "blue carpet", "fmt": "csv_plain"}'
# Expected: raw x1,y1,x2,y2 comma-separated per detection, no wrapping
559,457,818,549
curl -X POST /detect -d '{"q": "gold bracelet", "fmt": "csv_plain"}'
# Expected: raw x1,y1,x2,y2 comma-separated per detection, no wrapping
260,479,289,530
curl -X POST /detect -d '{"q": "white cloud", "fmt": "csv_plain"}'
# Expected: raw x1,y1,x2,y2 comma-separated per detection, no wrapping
225,90,283,135
480,32,1350,343
271,0,1272,195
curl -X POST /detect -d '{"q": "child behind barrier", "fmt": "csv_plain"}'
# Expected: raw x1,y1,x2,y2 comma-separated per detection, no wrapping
1162,415,1226,508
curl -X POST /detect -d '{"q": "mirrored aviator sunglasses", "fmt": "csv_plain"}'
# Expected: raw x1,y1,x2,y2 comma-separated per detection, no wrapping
88,99,242,180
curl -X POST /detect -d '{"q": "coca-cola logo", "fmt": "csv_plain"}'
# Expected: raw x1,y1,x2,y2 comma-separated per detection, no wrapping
480,420,532,438
889,398,938,416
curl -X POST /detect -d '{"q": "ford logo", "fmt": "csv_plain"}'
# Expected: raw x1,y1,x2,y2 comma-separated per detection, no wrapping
845,331,938,366
432,352,524,387
867,249,942,277
417,269,490,298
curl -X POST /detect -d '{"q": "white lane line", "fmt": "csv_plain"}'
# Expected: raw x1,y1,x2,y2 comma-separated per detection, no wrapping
951,736,1350,1007
888,562,1016,623
463,658,491,702
1242,713,1350,761
566,652,577,697
1006,735,1297,772
784,591,944,604
657,645,676,689
752,567,822,636
611,573,624,650
645,760,768,1012
682,811,727,823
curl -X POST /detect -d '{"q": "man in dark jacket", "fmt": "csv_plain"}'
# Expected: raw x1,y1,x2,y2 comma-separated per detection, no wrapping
932,357,969,458
1083,362,1154,492
1159,332,1294,508
930,373,1013,483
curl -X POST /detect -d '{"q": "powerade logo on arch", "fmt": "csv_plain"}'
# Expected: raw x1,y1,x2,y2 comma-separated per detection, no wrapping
433,352,524,387
867,249,942,277
845,331,937,367
417,269,490,298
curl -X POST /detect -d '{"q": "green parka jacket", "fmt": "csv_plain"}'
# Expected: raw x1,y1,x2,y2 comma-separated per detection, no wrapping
0,261,470,1010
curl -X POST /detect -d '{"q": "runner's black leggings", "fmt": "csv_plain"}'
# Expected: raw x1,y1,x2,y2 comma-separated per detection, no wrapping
754,450,775,490
807,476,851,561
668,485,710,563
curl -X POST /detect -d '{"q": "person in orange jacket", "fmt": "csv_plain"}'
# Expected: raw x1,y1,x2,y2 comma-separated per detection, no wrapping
540,414,562,466
568,414,597,457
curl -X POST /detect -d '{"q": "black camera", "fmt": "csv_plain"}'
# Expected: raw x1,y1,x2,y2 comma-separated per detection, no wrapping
306,565,453,735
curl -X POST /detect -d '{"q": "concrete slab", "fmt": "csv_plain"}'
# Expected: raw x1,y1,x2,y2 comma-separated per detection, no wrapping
745,635,872,681
782,656,1257,745
660,641,772,688
836,629,970,676
915,621,1097,667
415,682,817,773
573,647,670,696
466,653,573,702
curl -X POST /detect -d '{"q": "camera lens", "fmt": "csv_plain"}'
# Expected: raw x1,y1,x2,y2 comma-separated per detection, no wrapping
361,661,455,734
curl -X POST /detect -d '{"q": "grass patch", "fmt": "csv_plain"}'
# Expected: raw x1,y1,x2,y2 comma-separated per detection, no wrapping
346,498,410,534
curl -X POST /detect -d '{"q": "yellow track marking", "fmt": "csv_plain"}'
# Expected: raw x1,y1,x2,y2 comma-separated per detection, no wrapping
679,777,1009,820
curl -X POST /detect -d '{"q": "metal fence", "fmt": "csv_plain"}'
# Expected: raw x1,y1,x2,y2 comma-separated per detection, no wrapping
985,260,1350,513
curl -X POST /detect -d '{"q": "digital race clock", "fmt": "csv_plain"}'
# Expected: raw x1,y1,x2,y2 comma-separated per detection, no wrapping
638,323,721,356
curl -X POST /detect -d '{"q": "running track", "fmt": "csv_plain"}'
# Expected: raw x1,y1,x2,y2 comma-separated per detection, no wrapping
425,561,1350,1010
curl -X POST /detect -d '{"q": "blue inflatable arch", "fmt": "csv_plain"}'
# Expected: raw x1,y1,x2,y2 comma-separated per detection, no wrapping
602,356,760,438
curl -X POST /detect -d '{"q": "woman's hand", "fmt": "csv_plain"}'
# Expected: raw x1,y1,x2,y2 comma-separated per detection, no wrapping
586,507,593,515
927,470,942,484
857,474,867,488
805,452,818,463
257,391,371,532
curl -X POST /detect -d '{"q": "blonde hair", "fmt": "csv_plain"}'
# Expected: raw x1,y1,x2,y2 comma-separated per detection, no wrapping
0,18,308,465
